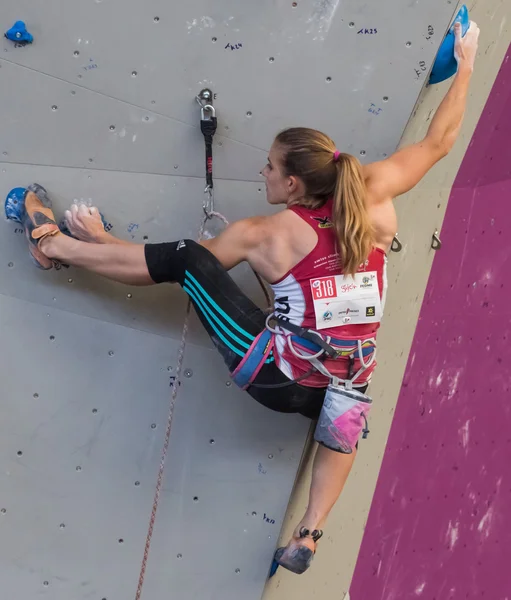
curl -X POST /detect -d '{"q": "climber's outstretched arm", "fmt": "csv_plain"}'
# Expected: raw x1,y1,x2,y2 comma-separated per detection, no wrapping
363,21,480,200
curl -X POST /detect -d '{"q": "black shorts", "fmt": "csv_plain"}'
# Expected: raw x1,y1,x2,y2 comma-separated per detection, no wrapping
144,239,329,420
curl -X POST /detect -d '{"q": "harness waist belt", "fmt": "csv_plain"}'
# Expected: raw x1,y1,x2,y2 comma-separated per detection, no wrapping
231,326,376,391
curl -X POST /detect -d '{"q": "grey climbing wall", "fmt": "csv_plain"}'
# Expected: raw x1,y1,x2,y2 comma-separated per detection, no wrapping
0,2,459,599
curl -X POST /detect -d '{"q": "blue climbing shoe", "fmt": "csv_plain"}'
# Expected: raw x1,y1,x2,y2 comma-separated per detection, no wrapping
4,21,34,45
430,5,470,84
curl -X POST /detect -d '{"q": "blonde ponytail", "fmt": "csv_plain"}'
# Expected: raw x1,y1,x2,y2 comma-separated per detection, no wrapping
274,128,373,276
333,154,373,276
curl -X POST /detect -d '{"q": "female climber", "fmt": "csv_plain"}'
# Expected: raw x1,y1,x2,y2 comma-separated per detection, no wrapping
13,21,479,575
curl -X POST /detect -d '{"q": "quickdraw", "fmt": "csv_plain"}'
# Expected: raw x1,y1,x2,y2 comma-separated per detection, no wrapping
196,89,217,218
196,90,272,307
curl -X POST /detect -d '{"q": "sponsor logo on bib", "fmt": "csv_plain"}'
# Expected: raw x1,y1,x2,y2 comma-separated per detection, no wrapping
338,308,360,317
360,274,376,288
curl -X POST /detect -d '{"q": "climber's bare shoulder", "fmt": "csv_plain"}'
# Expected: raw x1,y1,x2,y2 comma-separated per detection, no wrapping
201,210,316,281
362,139,448,250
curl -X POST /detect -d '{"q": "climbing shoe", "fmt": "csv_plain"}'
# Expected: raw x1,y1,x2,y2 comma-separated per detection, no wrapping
5,184,61,269
270,527,323,576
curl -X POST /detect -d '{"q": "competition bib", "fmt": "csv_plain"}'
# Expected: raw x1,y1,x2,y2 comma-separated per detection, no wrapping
310,272,382,330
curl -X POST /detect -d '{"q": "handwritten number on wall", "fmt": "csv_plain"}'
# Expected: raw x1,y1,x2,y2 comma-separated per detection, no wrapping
83,58,98,71
415,61,428,79
368,103,383,116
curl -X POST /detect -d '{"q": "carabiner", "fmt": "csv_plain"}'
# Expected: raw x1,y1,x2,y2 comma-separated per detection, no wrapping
201,104,216,121
197,89,215,120
203,185,214,218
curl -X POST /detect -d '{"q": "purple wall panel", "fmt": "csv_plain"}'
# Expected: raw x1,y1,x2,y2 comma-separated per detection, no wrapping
454,53,511,189
350,47,511,600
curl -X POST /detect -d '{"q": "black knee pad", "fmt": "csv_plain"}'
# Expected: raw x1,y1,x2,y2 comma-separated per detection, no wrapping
144,239,197,284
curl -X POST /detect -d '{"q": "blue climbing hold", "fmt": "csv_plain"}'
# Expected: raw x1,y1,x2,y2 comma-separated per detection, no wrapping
5,187,28,223
5,184,52,223
429,5,470,85
4,21,34,45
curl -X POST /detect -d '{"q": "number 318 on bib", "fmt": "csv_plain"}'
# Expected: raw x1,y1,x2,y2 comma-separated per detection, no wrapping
311,276,337,300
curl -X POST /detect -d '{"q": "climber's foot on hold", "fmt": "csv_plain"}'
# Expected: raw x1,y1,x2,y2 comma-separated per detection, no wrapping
273,527,323,575
14,185,61,270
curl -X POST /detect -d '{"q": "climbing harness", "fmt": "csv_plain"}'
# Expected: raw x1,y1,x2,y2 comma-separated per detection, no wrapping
269,314,377,386
232,312,377,392
232,315,334,390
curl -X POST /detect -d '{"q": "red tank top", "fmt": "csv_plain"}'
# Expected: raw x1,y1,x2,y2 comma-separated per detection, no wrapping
270,199,387,388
